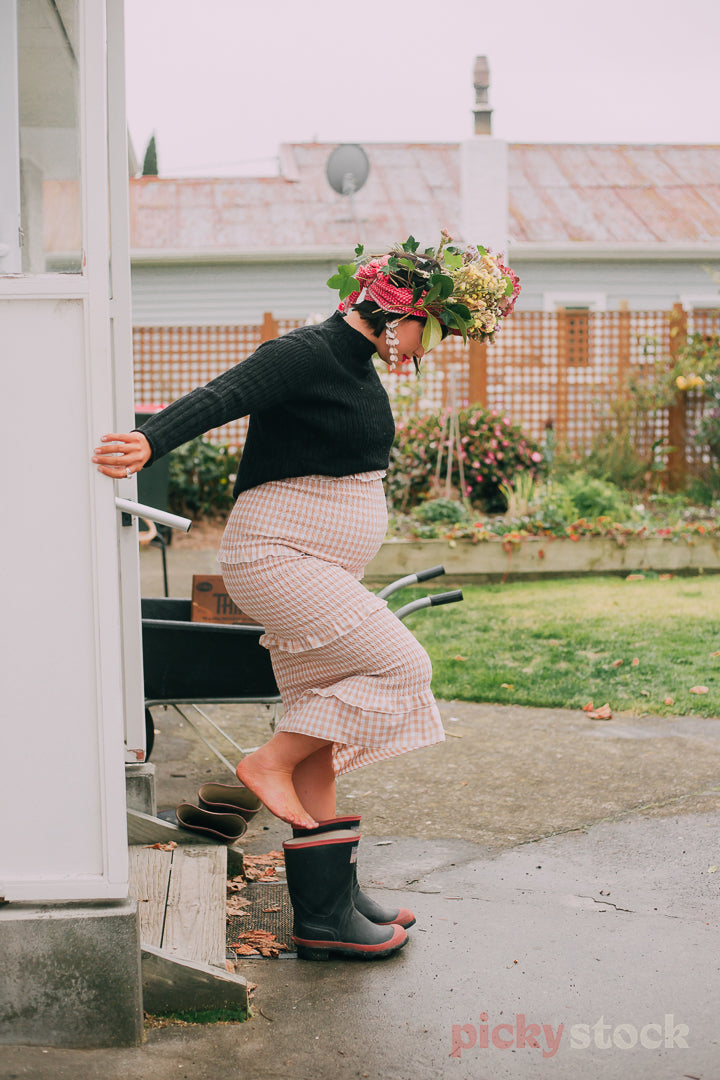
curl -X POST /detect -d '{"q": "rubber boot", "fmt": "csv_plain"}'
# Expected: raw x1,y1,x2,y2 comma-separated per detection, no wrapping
282,829,408,961
292,816,416,929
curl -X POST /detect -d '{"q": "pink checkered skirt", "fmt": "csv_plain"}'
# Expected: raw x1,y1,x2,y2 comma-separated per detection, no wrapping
217,473,444,777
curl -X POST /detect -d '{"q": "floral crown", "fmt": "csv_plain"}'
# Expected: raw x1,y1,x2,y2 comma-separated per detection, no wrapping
327,233,520,350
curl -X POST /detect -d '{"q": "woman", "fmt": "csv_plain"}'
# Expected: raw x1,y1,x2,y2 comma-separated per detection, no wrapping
94,240,517,959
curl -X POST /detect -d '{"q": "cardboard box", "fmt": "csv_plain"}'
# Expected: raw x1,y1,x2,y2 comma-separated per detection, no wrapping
190,574,260,625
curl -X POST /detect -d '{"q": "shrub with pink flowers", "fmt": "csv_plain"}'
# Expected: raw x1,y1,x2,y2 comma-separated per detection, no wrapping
386,404,545,511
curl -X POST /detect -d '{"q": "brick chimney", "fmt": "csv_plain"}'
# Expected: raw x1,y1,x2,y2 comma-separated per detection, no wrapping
473,55,492,135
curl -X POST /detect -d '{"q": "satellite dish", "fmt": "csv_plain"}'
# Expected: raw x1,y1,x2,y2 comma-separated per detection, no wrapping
326,144,370,196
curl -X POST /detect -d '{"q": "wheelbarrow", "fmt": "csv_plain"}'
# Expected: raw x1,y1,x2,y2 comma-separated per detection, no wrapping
141,565,462,764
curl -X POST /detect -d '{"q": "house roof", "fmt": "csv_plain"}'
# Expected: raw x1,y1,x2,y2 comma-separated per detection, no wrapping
128,142,462,258
47,141,720,259
508,144,720,245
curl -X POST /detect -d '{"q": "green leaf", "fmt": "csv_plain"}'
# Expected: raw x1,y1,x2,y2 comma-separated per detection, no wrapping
442,250,463,271
326,273,344,289
402,235,420,253
422,284,441,308
503,277,514,296
338,276,360,300
397,258,415,270
438,274,455,300
448,300,472,320
476,245,487,256
354,243,365,257
422,314,443,352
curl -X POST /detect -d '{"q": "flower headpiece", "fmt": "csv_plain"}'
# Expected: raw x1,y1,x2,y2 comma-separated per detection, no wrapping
327,233,520,350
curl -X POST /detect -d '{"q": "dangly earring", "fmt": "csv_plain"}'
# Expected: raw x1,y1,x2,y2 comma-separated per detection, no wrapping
385,320,400,372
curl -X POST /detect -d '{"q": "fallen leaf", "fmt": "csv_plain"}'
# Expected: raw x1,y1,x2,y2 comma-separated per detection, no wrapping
664,696,674,706
582,701,594,713
500,682,514,689
626,573,645,581
453,655,468,662
587,704,613,721
659,573,673,580
459,781,468,787
262,907,281,913
689,685,709,694
640,690,650,696
443,729,464,738
711,651,720,658
611,659,624,668
631,658,640,667
144,841,177,851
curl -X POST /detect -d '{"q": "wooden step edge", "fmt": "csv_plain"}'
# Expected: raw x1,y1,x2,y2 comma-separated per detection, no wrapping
127,808,244,875
141,944,247,1018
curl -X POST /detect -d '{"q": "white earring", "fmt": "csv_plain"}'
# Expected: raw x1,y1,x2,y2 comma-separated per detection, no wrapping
385,320,400,371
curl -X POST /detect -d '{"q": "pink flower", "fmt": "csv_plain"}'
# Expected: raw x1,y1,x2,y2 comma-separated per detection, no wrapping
530,451,543,463
472,460,480,469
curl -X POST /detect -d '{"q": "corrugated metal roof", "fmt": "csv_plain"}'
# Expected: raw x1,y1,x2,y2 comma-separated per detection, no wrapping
508,144,720,244
129,143,462,255
46,142,720,257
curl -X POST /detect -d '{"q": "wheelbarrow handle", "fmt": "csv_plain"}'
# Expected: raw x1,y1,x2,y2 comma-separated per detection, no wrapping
394,589,463,622
376,564,445,600
430,589,464,607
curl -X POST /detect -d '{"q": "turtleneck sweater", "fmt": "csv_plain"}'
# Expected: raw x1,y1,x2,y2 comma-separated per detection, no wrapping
136,311,396,498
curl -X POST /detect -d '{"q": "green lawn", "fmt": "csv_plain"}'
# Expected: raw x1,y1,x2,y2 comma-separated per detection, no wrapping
394,575,720,717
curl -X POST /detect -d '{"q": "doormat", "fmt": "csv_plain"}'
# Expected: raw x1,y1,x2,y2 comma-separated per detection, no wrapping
227,880,295,959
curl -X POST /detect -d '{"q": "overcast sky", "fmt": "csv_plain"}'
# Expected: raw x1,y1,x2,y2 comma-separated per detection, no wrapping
124,0,720,177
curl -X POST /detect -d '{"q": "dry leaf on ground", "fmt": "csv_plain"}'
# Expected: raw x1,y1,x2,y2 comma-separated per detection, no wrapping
611,659,624,668
144,841,177,851
631,658,640,666
664,696,674,706
690,686,710,694
587,704,613,721
582,701,594,713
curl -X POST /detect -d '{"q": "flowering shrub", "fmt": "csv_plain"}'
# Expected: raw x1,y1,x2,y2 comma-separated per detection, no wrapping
385,405,544,511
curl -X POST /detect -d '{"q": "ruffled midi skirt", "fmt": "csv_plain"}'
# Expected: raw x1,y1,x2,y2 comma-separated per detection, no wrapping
217,472,444,777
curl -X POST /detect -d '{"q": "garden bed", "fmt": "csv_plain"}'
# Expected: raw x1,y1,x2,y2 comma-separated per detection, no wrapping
365,535,720,582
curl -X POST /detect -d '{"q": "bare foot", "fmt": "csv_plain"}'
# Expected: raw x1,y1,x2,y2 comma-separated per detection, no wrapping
236,753,318,830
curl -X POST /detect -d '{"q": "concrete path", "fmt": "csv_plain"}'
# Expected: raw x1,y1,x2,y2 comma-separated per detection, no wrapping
2,544,717,1078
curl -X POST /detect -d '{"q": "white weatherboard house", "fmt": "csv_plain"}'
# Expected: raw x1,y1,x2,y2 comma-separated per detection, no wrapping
43,60,720,326
121,55,720,325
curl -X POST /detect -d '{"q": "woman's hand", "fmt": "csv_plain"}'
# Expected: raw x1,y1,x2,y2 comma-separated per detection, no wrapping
92,432,152,478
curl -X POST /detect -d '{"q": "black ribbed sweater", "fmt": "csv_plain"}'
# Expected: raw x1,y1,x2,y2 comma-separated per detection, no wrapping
136,312,396,498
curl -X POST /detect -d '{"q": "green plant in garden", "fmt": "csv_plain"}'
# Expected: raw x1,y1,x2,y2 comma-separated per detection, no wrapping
386,405,544,512
168,437,237,519
548,471,634,522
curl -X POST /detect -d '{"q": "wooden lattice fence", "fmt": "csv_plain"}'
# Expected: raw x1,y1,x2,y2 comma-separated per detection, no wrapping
133,306,720,485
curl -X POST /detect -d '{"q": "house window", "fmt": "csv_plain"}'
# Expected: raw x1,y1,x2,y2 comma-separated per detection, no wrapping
544,294,606,368
0,0,82,274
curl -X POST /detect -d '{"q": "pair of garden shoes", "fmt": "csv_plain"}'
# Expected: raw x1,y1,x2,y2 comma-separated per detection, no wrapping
159,782,263,844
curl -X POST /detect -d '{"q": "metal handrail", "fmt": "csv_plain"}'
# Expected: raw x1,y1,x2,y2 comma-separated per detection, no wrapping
115,497,192,532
